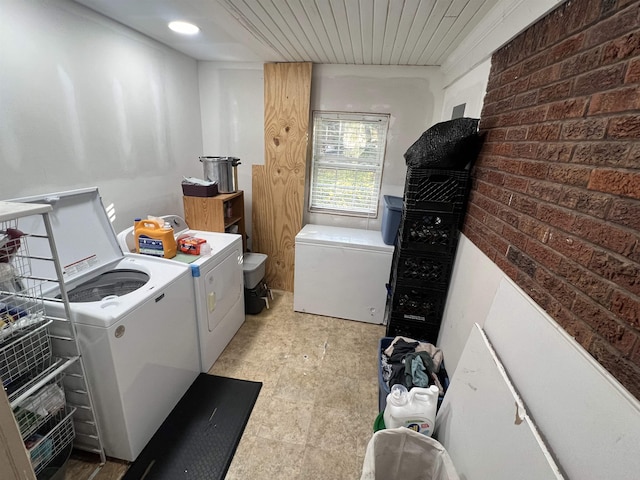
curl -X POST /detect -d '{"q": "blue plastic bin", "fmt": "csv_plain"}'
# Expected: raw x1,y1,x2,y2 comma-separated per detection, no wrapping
381,195,403,245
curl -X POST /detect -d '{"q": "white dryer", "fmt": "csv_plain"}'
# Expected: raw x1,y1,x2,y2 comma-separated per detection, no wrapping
12,188,200,462
117,215,244,372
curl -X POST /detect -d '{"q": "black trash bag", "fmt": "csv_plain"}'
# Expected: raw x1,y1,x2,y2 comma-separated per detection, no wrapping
404,117,482,170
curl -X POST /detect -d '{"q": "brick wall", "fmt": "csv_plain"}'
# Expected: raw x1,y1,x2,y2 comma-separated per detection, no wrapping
468,0,640,398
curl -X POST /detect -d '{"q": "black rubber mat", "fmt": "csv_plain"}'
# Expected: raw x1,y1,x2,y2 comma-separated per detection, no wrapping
123,374,262,480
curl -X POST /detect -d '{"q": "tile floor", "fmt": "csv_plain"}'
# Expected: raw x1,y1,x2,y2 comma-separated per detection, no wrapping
64,290,385,479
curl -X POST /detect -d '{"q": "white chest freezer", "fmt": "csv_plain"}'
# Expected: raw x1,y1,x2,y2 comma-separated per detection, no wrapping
293,224,394,324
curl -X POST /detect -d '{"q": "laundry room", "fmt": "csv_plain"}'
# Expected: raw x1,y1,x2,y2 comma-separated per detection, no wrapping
1,0,640,479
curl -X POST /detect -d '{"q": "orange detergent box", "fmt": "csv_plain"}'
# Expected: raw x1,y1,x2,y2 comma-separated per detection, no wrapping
178,236,207,255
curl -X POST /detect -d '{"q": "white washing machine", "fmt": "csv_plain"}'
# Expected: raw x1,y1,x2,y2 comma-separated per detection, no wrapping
11,188,200,462
117,215,244,373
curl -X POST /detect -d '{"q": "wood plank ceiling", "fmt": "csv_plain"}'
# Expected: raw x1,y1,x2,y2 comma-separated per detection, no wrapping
222,0,497,65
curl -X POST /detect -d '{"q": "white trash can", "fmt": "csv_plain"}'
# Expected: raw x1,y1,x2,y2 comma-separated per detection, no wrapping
361,428,459,480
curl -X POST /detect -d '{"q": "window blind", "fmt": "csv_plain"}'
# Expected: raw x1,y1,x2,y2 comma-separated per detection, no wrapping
309,111,389,216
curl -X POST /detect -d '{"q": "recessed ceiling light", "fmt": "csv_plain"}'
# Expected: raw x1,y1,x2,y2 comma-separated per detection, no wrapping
168,21,200,35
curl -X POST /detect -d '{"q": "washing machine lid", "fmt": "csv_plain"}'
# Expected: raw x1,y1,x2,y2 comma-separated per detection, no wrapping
295,224,394,253
8,188,124,282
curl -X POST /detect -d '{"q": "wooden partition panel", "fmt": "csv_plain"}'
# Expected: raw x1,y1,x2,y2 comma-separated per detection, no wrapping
252,62,312,291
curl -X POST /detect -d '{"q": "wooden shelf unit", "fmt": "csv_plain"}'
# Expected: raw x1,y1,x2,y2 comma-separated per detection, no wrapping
182,191,246,251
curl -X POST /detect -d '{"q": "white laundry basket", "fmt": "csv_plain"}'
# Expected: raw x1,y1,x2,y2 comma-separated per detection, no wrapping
361,428,459,480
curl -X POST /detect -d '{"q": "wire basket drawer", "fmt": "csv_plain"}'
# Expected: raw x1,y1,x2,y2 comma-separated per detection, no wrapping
26,405,76,475
13,373,67,441
0,321,52,387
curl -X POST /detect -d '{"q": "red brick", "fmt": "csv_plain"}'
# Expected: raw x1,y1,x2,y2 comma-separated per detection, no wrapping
522,52,548,76
474,190,501,216
548,164,592,186
547,231,595,266
512,143,539,159
572,142,632,167
530,64,562,88
516,271,552,309
506,127,527,141
601,31,640,64
486,225,510,256
538,79,574,103
495,97,515,114
513,91,539,109
502,224,529,249
483,143,513,156
546,98,589,120
502,111,523,126
484,128,508,142
517,106,548,125
508,77,531,96
584,5,640,48
503,173,529,193
590,251,640,296
519,160,549,179
589,86,640,114
561,118,608,139
537,143,574,162
528,180,563,202
527,123,561,141
574,295,637,354
562,0,602,33
536,204,577,231
608,198,640,230
519,216,551,242
550,302,594,349
501,63,523,84
626,57,640,83
574,269,614,306
573,214,638,256
607,114,640,139
527,240,565,272
535,268,576,308
588,169,640,199
495,206,520,228
574,64,627,96
479,115,501,130
498,158,521,175
549,33,586,63
483,214,505,235
560,47,603,79
494,253,519,279
558,188,612,218
510,193,538,216
611,290,640,331
589,339,640,399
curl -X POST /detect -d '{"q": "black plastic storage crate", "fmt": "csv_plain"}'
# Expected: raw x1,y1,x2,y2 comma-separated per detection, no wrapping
392,246,455,287
378,337,449,412
398,210,462,253
386,317,442,345
389,282,447,324
404,167,470,213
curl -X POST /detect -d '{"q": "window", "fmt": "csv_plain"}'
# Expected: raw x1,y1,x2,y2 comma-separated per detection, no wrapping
309,111,389,216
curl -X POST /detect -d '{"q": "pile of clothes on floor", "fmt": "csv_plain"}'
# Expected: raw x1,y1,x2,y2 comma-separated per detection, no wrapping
381,336,445,394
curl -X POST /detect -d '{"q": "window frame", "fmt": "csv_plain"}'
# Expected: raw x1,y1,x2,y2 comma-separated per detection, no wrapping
308,110,390,218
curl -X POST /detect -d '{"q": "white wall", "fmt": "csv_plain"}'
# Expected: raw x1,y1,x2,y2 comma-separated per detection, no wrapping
198,62,264,250
440,59,491,121
198,63,444,241
309,64,443,231
0,0,203,233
